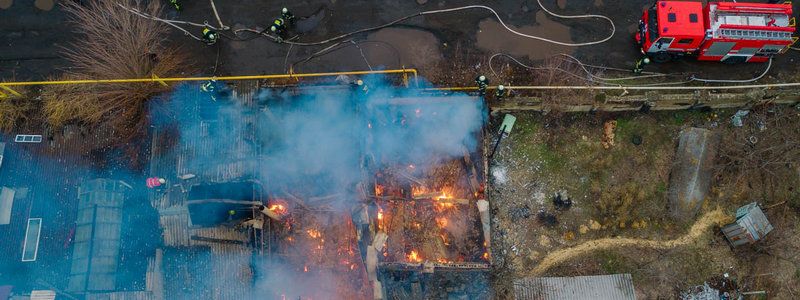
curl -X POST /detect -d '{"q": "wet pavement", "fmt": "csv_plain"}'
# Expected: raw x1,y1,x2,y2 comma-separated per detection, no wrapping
1,0,799,82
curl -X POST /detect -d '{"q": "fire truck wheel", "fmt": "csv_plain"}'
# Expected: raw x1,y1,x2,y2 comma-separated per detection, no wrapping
650,52,672,63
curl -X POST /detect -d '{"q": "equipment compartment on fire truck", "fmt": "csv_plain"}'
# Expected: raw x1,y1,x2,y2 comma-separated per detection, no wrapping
636,1,797,63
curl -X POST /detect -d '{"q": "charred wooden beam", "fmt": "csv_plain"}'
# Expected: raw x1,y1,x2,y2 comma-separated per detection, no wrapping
372,195,471,205
477,199,491,257
190,235,246,245
377,262,491,272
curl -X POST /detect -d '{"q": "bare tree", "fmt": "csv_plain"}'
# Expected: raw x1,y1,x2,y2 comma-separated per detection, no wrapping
715,106,800,198
42,0,190,142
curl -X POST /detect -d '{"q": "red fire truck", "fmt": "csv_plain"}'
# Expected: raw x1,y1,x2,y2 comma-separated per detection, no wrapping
636,1,797,63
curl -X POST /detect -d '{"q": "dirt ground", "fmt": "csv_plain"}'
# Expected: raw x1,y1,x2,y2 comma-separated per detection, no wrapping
488,108,800,299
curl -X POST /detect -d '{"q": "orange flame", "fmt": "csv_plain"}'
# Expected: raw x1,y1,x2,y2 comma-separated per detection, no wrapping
407,250,422,263
307,229,322,239
483,252,490,260
374,184,384,196
268,199,289,216
304,265,308,272
377,208,385,231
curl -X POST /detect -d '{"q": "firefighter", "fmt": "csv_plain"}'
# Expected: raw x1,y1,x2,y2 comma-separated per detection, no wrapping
633,57,650,75
270,18,287,42
495,84,507,101
475,75,489,96
352,79,369,95
281,7,295,26
201,79,219,101
169,0,181,11
201,27,218,45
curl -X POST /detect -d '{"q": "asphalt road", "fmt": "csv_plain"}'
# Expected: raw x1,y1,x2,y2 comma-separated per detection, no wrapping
1,0,799,83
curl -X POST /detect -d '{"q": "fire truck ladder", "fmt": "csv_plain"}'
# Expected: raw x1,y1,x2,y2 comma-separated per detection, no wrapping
719,28,793,40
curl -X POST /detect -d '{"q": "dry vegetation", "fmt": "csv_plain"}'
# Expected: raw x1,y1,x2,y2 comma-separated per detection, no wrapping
526,57,596,110
42,0,189,143
490,108,800,298
424,43,488,88
715,106,800,200
0,91,38,133
488,55,597,113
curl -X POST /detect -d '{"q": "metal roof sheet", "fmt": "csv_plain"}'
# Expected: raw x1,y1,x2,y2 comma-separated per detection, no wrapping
0,187,14,225
68,179,129,293
723,202,773,246
514,274,636,300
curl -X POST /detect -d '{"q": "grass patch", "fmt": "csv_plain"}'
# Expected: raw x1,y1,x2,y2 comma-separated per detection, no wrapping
598,250,633,274
536,143,565,171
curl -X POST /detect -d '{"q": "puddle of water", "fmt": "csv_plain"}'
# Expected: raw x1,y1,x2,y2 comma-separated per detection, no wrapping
476,11,575,61
34,0,54,11
0,0,12,10
365,28,442,68
296,6,327,34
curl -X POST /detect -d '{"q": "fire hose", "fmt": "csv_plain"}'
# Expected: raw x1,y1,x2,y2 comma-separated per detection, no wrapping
120,1,615,47
490,52,775,87
115,1,776,87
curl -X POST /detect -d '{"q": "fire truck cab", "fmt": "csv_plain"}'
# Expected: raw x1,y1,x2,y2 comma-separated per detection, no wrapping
636,1,797,63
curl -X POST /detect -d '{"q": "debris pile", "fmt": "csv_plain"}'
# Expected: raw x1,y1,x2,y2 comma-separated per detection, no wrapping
601,120,617,149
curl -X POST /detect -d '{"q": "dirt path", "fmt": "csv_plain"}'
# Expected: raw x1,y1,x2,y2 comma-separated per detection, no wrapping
526,208,732,276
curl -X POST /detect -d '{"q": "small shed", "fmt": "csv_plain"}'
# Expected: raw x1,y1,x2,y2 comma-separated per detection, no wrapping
722,202,773,247
513,274,636,300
